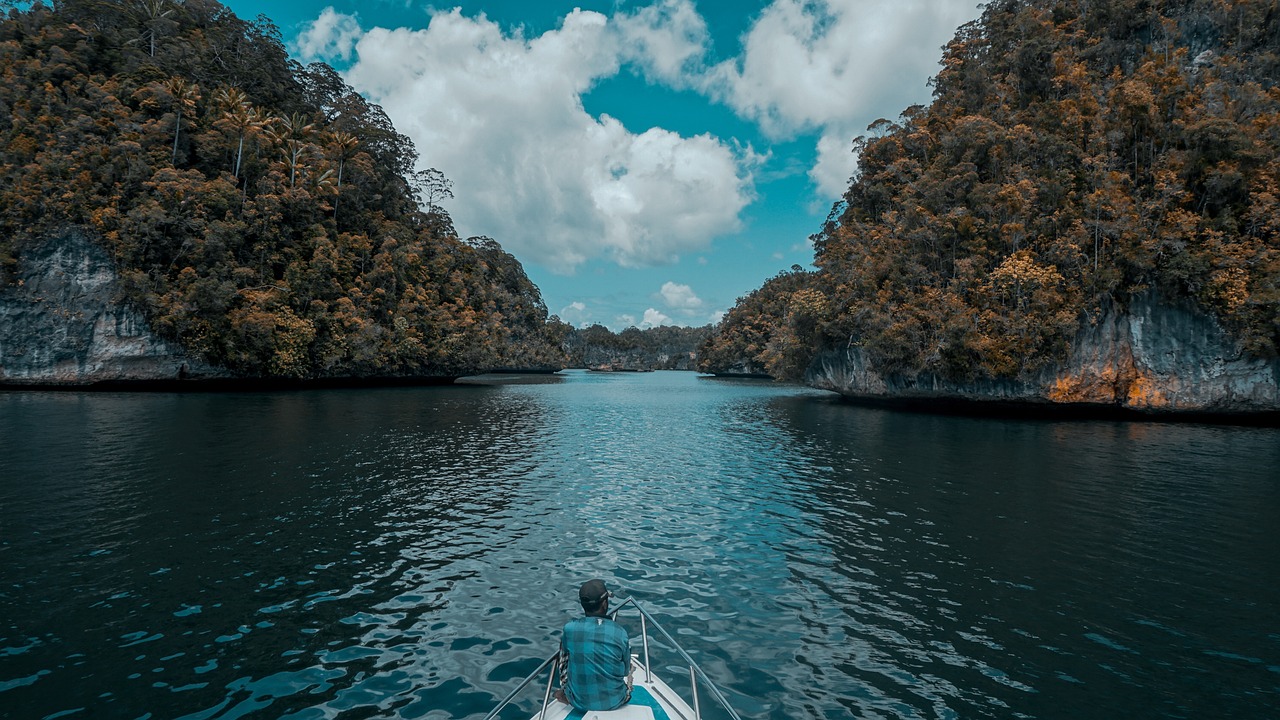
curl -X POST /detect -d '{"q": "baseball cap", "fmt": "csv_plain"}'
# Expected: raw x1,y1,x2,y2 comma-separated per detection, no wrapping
579,579,609,607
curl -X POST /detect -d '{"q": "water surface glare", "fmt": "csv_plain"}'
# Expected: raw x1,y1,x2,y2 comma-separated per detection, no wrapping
1,370,1277,719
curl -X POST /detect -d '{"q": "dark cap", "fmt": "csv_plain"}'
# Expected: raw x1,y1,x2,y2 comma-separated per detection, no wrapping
579,579,609,608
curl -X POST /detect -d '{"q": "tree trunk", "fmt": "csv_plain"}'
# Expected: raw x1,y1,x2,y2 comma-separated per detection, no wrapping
171,110,181,166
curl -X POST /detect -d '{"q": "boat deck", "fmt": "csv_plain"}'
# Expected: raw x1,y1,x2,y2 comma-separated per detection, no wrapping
533,658,695,720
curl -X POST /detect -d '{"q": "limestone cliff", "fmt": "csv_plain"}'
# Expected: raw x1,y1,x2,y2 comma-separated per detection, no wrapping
806,294,1280,416
0,232,230,386
709,360,773,379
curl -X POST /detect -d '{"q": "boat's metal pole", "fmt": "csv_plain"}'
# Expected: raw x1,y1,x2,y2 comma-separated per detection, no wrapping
629,601,743,720
482,652,558,720
689,665,701,720
540,657,556,718
640,612,652,683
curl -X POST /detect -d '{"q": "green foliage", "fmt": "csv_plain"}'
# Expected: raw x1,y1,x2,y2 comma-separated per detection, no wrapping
564,323,712,370
720,0,1280,382
697,267,819,380
0,0,564,378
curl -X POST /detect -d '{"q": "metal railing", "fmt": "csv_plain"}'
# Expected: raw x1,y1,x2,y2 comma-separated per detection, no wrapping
483,596,742,720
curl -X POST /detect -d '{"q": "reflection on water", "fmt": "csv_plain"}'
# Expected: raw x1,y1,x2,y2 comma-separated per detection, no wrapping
768,400,1280,719
1,372,1277,719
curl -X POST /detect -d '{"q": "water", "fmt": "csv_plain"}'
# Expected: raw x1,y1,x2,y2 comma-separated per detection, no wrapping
0,370,1277,719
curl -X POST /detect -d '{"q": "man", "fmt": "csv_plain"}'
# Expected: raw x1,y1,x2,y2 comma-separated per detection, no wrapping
556,578,632,711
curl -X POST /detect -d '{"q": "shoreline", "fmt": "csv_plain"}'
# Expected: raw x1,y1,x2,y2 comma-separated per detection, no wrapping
830,392,1280,427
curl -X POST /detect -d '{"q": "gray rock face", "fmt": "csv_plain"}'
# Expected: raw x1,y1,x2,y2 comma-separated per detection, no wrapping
806,294,1280,414
711,360,772,378
0,231,230,385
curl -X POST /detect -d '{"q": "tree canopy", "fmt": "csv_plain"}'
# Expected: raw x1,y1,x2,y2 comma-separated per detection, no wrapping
698,266,818,378
564,322,711,370
0,0,565,378
706,0,1280,382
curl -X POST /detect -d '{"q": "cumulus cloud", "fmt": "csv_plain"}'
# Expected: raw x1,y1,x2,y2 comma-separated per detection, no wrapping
290,0,981,271
614,0,710,85
659,281,703,311
641,308,673,328
293,7,362,62
704,0,979,196
303,7,753,273
559,301,591,327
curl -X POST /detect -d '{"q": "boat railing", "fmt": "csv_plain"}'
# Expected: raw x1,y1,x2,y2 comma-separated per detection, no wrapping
482,596,743,720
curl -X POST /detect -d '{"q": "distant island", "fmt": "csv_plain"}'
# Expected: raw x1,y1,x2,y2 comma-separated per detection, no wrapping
700,0,1280,416
560,324,711,372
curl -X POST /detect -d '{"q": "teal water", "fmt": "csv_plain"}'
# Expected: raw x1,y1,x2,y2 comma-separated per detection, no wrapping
0,370,1277,719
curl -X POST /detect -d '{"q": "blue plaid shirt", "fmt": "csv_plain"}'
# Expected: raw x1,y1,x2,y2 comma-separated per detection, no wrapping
559,615,631,711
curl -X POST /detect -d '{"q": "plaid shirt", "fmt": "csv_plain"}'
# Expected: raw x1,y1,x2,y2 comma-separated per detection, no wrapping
559,615,631,711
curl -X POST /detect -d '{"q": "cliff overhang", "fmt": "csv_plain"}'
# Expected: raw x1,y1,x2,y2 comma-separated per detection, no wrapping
0,232,468,389
806,294,1280,423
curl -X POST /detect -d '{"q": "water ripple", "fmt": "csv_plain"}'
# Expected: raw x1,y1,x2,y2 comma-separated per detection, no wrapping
1,375,1277,719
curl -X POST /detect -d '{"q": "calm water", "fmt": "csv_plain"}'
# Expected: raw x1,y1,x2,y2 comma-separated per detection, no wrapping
1,370,1277,719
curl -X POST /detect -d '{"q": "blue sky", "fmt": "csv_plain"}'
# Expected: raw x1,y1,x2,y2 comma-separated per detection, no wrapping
222,0,982,330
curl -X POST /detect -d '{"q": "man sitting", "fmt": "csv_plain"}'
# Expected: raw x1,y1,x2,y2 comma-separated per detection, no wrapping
556,579,632,711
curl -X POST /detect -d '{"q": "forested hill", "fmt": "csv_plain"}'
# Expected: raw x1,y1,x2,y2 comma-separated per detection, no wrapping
0,1,564,379
702,0,1280,386
555,323,712,370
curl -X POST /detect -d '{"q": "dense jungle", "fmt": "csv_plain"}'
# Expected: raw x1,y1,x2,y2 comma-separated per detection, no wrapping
0,0,565,378
701,0,1280,383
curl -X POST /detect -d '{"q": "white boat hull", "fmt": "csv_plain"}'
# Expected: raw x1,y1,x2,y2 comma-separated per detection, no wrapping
531,657,698,720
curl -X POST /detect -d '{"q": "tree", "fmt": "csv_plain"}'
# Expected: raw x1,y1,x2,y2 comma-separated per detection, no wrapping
323,129,359,220
760,0,1280,382
411,167,455,236
160,77,200,166
213,85,267,181
411,167,453,213
129,0,177,58
266,112,318,187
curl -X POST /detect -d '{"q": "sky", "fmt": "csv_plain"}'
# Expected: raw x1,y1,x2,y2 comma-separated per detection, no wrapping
222,0,984,330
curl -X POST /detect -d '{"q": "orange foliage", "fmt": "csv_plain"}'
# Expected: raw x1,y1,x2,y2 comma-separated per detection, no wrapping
723,0,1280,382
0,1,566,377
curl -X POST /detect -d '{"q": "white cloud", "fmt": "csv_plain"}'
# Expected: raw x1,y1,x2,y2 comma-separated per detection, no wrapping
641,308,673,328
291,0,981,268
618,313,638,328
293,7,362,62
614,0,710,85
704,0,980,196
559,301,591,327
810,131,858,201
711,309,727,324
659,281,703,310
313,7,753,273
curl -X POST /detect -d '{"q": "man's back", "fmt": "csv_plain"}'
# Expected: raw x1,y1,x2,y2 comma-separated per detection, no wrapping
561,615,631,711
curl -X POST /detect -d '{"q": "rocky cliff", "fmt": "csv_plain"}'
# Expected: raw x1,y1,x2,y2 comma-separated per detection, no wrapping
708,360,772,379
0,232,230,386
806,294,1280,417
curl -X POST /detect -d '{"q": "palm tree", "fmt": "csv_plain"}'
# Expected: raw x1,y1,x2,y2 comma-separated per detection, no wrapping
323,130,359,220
213,86,267,180
161,77,200,166
279,138,311,188
131,0,176,58
266,112,319,188
268,112,318,145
